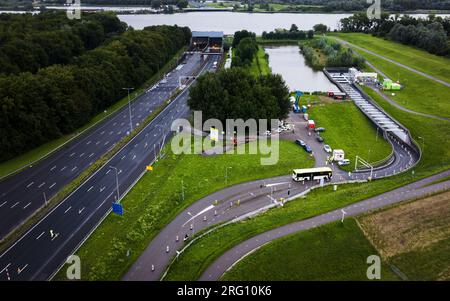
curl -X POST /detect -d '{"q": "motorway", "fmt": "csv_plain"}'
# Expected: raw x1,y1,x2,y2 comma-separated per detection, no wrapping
123,107,419,281
0,52,203,240
200,170,450,280
0,53,220,280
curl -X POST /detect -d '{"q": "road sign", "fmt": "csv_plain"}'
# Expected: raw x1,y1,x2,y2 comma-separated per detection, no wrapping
112,202,124,216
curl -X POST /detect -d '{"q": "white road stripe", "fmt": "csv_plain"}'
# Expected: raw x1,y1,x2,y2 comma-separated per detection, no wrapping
78,207,85,214
79,153,85,157
64,206,72,214
104,141,109,145
100,186,106,192
86,140,91,145
106,170,111,175
26,182,34,188
88,153,94,158
17,264,28,274
49,183,56,189
23,202,31,209
10,202,19,209
1,263,11,274
50,165,56,171
36,231,45,240
60,166,67,171
71,167,77,172
0,201,7,208
38,182,45,188
87,186,93,192
69,152,75,157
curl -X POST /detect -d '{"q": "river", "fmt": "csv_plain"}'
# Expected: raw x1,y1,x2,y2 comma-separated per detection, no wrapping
265,45,339,92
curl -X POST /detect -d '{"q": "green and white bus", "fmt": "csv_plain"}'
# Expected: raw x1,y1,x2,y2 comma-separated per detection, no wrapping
292,167,333,182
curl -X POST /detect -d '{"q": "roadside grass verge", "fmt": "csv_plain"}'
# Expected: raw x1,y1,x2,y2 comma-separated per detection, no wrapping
250,46,271,76
307,101,392,170
0,47,186,179
329,32,450,83
54,139,314,280
358,190,450,280
221,219,398,280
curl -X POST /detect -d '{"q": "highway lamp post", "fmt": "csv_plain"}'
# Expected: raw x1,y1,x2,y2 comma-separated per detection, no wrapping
122,87,134,134
225,166,232,186
109,166,120,202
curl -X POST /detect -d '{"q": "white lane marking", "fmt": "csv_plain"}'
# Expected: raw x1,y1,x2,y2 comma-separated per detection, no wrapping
51,233,59,241
87,186,93,192
36,231,45,240
49,183,56,189
78,207,85,214
64,206,72,214
134,144,138,148
50,165,56,171
88,153,94,158
118,169,122,175
117,131,121,135
96,198,107,210
79,153,85,158
10,202,19,209
113,122,117,126
86,140,91,145
26,182,34,188
23,202,31,209
69,152,75,157
1,263,11,274
17,264,28,274
109,131,114,135
96,141,100,145
132,155,136,160
60,166,67,171
182,205,215,227
104,141,109,146
0,201,7,208
71,167,77,172
106,170,111,175
144,142,148,148
38,182,45,188
100,131,105,135
100,186,106,192
121,155,126,160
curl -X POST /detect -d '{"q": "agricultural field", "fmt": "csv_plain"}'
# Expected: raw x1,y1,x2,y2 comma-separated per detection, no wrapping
358,190,450,280
222,219,398,281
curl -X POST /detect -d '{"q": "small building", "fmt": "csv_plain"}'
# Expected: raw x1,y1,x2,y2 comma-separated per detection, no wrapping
349,67,378,83
332,149,345,161
328,91,347,100
190,31,224,53
382,79,401,90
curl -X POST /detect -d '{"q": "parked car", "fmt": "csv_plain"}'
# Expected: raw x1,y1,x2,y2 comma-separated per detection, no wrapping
316,135,324,143
295,139,306,147
314,127,326,133
304,144,312,153
323,144,332,153
338,159,350,166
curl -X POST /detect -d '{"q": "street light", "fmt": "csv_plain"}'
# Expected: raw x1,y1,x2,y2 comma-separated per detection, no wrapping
122,87,134,133
109,166,120,202
225,166,232,186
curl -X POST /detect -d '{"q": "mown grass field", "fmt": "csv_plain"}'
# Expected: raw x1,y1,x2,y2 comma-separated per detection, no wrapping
54,139,314,280
307,101,392,168
221,219,398,281
250,46,271,76
358,190,450,280
0,48,186,178
329,33,450,83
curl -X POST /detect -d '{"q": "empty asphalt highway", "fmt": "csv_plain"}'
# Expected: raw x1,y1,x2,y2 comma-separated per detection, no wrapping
0,53,203,240
0,53,220,281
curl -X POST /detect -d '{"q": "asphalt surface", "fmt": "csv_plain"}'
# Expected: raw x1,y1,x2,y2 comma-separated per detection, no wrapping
0,53,204,240
333,37,450,88
124,108,419,281
200,170,450,280
0,53,220,281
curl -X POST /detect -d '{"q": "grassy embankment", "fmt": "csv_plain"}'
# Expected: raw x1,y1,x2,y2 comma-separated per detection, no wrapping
250,46,271,76
221,219,399,281
0,47,187,178
328,33,450,119
163,42,450,280
54,139,315,280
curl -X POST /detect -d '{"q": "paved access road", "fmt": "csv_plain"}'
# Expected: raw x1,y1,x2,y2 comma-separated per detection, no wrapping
332,37,450,88
200,170,450,280
0,54,220,281
0,53,203,240
124,109,418,281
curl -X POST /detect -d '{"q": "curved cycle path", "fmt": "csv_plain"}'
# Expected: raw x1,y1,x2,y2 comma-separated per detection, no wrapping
364,61,450,122
332,37,450,88
200,169,450,280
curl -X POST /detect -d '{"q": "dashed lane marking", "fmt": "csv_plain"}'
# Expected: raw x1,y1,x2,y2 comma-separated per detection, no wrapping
49,183,56,189
38,182,45,188
23,202,31,209
10,202,19,209
26,182,34,188
64,206,72,214
36,231,45,240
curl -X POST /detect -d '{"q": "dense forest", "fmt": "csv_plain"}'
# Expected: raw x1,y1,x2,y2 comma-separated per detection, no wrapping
0,12,191,161
340,13,450,56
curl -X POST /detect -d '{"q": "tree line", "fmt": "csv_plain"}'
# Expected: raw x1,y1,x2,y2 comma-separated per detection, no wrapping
262,24,314,40
0,12,191,161
340,13,450,56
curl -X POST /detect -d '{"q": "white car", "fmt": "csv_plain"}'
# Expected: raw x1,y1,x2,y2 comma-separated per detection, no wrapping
323,144,332,153
276,128,282,133
338,159,350,166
